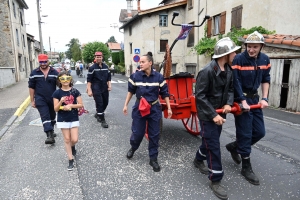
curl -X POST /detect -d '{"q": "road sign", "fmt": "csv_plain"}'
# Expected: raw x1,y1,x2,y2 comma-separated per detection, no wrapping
133,55,140,62
134,48,140,54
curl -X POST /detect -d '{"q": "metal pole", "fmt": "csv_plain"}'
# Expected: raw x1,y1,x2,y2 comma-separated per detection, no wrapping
49,36,51,61
37,0,44,53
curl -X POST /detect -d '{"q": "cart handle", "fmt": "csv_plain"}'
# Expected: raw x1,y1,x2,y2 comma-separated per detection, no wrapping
171,11,210,27
216,103,261,116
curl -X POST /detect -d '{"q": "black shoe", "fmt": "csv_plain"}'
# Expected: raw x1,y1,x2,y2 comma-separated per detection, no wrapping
226,142,241,165
94,113,99,119
149,159,161,172
72,146,77,156
53,133,57,137
45,131,55,144
209,181,228,200
241,158,260,185
101,120,108,128
193,158,209,175
126,148,135,159
68,159,74,171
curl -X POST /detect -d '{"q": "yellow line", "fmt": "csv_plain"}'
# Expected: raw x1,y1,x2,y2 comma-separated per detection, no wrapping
14,96,31,117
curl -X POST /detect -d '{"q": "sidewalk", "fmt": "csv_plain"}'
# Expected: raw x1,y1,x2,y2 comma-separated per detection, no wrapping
0,78,30,137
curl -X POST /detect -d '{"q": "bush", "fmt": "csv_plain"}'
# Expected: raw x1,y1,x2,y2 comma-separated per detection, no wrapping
112,52,120,65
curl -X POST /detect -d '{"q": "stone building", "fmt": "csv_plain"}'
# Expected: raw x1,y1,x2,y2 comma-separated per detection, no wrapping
0,0,29,89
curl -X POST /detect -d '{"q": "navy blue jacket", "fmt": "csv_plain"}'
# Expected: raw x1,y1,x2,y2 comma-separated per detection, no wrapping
87,62,111,92
128,69,169,102
232,50,271,102
28,67,58,101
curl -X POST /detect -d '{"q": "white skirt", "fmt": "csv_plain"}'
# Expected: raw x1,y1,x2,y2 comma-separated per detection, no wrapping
56,121,80,129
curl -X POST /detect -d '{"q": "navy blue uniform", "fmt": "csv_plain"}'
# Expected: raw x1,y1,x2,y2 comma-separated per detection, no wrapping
232,50,271,157
87,62,111,116
128,69,169,159
28,67,58,132
195,60,234,182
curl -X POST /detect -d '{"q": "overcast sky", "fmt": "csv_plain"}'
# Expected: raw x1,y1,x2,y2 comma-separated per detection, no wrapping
24,0,162,52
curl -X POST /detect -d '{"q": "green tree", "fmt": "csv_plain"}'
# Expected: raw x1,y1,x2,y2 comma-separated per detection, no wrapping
65,38,80,59
107,36,117,43
71,43,82,62
59,52,64,62
82,41,111,63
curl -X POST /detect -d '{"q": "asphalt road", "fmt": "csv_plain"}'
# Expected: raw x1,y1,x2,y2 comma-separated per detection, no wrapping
0,71,299,200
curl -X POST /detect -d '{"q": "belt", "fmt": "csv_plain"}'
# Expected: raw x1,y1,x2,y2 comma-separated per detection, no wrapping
136,98,159,105
243,92,258,98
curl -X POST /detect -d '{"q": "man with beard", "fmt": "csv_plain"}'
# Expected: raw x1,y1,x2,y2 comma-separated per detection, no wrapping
194,37,240,200
28,54,58,144
86,52,111,128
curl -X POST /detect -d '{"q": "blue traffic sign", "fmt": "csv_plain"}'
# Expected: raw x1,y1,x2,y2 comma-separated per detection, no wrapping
134,48,140,54
133,55,140,62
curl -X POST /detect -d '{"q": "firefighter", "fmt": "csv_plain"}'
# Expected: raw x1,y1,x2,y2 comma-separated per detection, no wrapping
226,31,271,185
123,52,172,172
86,52,111,128
194,37,240,200
28,54,58,144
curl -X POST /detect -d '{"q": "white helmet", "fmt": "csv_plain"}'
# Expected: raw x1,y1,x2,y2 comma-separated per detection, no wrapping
212,37,241,59
245,31,264,44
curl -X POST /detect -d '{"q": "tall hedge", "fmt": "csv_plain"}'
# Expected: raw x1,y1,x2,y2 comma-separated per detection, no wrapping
119,50,124,63
112,52,120,65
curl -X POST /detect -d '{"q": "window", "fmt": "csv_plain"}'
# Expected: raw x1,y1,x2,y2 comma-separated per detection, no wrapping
188,0,193,10
207,11,226,37
20,12,23,26
172,63,177,74
129,26,132,36
186,64,196,75
159,15,168,27
187,22,195,47
129,43,132,54
13,2,16,18
16,29,19,46
160,40,168,52
231,5,243,30
22,34,25,47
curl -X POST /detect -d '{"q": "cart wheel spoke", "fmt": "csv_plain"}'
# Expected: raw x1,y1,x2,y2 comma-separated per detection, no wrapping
182,112,200,135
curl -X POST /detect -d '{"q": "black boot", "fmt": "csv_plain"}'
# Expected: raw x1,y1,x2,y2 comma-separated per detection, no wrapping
149,159,161,172
209,181,228,200
98,115,108,128
126,148,135,159
241,158,260,185
193,158,209,175
226,141,241,164
68,159,74,171
72,145,77,156
45,131,55,144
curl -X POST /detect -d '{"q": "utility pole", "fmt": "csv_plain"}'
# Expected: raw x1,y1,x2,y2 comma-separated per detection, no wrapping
37,0,44,53
49,36,51,61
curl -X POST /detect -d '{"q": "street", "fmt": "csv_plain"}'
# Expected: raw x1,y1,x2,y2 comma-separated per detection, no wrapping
0,71,299,200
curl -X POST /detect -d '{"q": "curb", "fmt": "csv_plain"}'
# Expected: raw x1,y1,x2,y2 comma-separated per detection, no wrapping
0,96,30,139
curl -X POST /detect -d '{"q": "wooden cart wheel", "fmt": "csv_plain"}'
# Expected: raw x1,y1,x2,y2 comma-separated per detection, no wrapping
182,112,200,136
144,118,163,140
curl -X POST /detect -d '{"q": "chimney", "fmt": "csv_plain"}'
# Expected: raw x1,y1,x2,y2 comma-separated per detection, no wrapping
137,0,141,12
126,0,133,18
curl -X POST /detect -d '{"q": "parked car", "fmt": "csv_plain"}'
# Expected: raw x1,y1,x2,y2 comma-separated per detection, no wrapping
53,63,63,73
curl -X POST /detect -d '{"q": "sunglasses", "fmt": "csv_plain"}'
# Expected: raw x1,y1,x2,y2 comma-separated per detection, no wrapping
39,61,48,64
59,76,72,82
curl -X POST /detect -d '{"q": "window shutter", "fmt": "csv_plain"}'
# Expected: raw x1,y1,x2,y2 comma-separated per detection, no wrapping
207,17,212,38
220,11,226,34
236,5,243,29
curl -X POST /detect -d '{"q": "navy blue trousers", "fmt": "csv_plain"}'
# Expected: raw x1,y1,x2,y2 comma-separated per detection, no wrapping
92,88,109,116
196,120,224,182
36,98,56,133
130,103,161,159
235,98,265,157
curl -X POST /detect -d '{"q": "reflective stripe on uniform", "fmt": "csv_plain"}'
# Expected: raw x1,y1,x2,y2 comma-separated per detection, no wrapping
88,68,109,74
29,75,44,79
208,169,223,174
42,120,51,124
198,149,206,157
135,82,160,86
231,64,271,70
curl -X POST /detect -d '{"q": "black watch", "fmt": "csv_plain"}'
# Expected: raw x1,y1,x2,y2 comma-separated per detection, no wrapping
262,98,268,102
